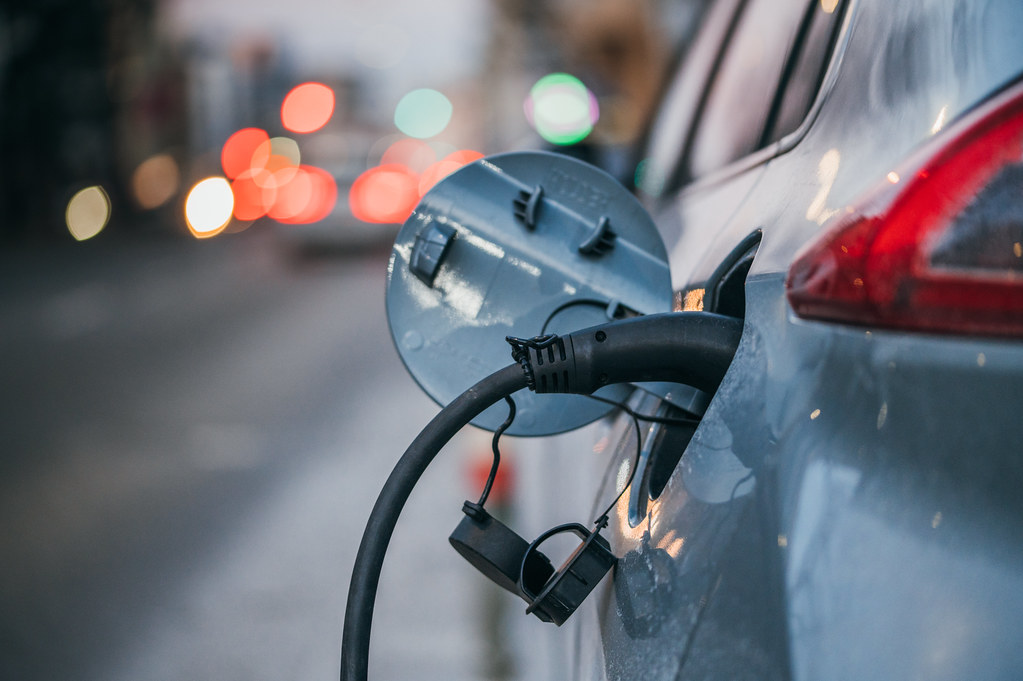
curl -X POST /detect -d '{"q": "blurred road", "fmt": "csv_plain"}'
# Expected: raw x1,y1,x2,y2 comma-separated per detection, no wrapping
0,230,519,681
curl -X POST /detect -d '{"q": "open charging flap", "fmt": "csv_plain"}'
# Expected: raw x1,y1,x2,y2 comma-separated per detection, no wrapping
385,151,673,436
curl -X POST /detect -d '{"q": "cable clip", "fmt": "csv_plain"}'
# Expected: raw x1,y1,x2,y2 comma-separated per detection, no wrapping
505,333,560,391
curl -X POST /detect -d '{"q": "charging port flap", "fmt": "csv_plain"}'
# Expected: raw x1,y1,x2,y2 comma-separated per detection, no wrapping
386,151,674,435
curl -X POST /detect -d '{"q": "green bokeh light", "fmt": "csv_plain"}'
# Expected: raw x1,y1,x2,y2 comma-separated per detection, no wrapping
525,73,598,146
394,89,453,139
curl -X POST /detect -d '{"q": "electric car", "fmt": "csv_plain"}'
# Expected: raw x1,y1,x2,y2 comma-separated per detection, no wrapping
530,0,1023,679
347,1,1023,679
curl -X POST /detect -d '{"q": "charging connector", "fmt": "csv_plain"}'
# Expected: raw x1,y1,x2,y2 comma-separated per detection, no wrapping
509,312,742,396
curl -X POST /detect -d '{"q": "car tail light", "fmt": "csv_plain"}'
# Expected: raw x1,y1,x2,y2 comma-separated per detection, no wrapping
786,81,1023,337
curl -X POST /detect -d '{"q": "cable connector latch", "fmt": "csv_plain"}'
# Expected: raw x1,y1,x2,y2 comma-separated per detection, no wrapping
506,333,570,392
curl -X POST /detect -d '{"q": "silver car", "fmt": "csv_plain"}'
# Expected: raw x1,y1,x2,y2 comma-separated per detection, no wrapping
350,0,1023,679
555,0,1023,679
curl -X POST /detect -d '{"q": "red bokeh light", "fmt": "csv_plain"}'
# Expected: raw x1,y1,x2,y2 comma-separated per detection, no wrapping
221,128,269,179
281,82,336,134
268,169,313,221
231,168,276,221
219,111,339,227
349,164,420,224
277,166,338,224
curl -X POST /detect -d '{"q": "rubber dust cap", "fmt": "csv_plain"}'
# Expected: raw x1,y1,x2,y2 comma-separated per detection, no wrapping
449,502,554,598
520,522,617,625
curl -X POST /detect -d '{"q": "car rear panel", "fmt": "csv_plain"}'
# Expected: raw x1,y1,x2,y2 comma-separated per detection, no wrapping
578,0,1023,679
764,277,1023,679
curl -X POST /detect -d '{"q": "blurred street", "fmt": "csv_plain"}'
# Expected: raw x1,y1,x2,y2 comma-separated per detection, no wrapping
0,231,513,681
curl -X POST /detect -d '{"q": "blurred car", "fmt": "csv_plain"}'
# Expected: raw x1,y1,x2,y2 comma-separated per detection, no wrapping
536,0,1023,679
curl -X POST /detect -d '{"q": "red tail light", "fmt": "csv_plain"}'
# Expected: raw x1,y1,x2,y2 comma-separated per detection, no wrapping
786,81,1023,338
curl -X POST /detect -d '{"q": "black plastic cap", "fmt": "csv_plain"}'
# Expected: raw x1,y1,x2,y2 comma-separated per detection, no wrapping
449,504,554,598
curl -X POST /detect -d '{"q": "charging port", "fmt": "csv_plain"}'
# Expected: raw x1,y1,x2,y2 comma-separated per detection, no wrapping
630,232,760,517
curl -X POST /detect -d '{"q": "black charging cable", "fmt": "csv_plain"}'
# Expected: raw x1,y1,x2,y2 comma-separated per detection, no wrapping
340,311,743,681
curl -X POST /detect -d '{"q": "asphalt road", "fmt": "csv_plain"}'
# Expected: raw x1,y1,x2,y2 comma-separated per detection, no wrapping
0,229,525,681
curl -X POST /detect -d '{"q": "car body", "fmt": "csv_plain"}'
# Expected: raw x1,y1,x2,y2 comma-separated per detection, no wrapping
524,1,1023,679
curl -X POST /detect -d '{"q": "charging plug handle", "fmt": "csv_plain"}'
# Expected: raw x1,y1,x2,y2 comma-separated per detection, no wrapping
514,312,743,396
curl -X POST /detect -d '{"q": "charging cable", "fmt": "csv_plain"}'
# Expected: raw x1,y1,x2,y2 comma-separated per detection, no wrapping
340,311,743,681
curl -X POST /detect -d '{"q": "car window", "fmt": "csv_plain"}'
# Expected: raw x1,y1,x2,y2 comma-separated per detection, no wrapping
684,0,816,179
635,0,745,197
762,0,847,144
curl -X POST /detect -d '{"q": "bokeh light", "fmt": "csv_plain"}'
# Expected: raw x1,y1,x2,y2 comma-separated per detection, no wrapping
417,150,484,197
222,128,270,179
65,186,111,241
281,82,335,134
524,73,599,145
265,137,302,167
444,149,485,165
276,166,337,224
250,136,300,179
231,168,276,221
381,138,436,173
219,123,337,226
217,94,342,229
253,147,301,193
132,154,180,209
268,167,313,221
418,160,464,197
349,164,419,224
185,177,234,238
394,89,453,139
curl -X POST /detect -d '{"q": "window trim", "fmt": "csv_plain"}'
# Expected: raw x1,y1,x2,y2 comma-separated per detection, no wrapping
661,0,750,194
672,0,859,198
757,0,823,150
632,0,748,196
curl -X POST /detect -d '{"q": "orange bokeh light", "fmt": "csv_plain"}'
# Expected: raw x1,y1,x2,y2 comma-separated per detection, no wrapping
349,164,420,224
281,82,335,134
221,128,269,179
418,150,484,196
